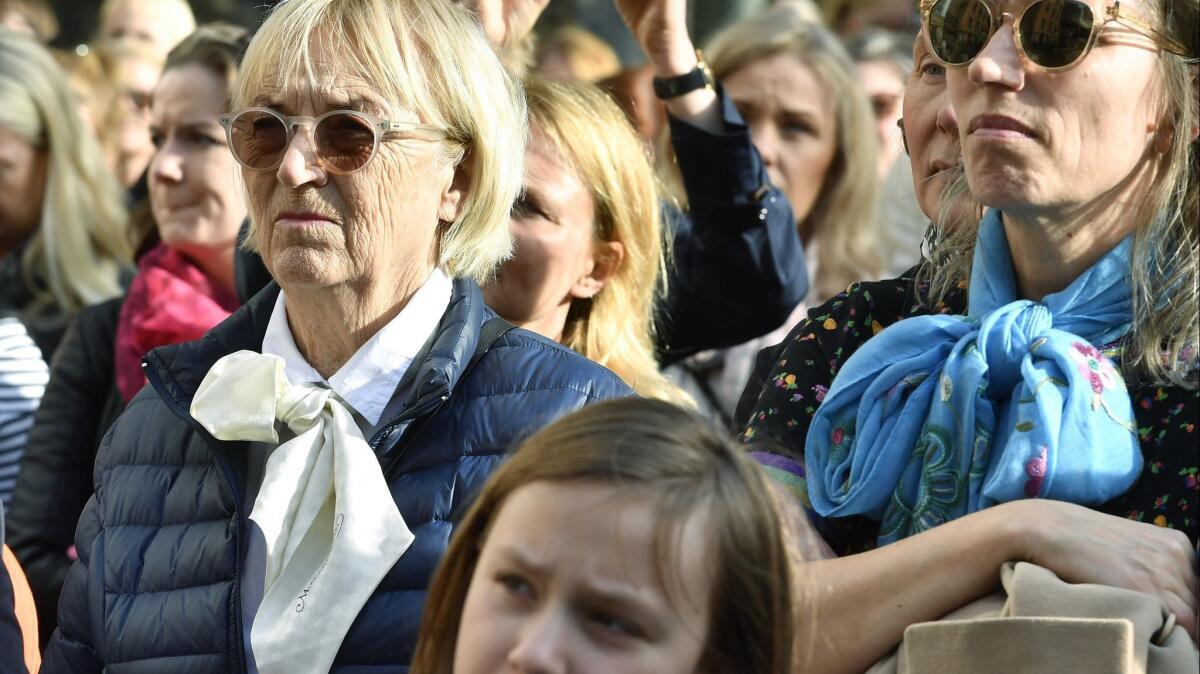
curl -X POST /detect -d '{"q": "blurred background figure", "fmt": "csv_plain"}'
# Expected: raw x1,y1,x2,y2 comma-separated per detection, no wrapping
665,5,883,423
847,27,928,276
819,0,917,36
95,0,194,57
0,31,131,361
0,316,47,507
92,40,162,190
847,28,909,180
534,24,621,82
0,0,56,41
8,24,248,648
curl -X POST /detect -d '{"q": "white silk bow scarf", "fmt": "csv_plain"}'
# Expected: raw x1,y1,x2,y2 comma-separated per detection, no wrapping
190,350,413,674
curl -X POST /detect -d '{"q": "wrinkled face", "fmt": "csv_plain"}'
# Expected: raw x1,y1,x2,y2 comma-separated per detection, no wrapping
482,127,604,341
453,481,713,674
149,65,245,263
0,126,46,255
723,53,839,241
905,36,960,219
857,59,906,179
947,0,1164,215
240,39,463,293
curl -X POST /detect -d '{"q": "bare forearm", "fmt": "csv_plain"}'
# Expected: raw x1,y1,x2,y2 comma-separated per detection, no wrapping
796,503,1027,673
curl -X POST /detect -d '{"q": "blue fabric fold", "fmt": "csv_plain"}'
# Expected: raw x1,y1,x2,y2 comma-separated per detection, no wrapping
805,210,1141,544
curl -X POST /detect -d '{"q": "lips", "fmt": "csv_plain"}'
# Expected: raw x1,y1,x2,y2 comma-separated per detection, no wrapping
275,210,337,225
968,114,1037,140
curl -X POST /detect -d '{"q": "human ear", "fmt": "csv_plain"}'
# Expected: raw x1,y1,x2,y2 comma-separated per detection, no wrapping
569,239,624,300
438,154,473,224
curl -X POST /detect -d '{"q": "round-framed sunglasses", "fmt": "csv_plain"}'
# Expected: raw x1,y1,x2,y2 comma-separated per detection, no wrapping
920,0,1189,71
218,107,448,175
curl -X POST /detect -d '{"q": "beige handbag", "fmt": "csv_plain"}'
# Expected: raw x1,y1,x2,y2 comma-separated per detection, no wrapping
867,562,1199,674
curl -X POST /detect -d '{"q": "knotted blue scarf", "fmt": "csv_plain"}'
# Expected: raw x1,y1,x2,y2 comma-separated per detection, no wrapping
805,210,1141,544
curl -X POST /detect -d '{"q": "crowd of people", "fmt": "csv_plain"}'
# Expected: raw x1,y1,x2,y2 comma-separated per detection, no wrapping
0,0,1196,671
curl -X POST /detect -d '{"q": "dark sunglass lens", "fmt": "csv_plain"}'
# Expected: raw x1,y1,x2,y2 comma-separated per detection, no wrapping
1019,0,1094,68
927,0,993,65
231,111,287,170
316,113,376,173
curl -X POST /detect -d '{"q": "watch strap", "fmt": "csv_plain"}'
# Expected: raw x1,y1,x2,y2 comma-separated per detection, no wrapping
652,50,715,100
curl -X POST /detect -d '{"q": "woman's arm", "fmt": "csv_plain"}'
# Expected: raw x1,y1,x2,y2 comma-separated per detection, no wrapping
615,0,809,361
785,498,1199,673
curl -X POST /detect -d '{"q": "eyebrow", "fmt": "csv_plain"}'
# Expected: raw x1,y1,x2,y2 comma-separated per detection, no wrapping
247,94,387,116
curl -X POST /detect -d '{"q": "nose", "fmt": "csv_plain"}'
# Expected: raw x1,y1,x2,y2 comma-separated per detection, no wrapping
966,15,1026,91
275,124,328,188
152,142,184,183
936,94,959,139
505,609,568,674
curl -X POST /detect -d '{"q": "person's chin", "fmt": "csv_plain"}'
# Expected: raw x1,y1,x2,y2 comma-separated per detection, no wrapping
266,245,347,290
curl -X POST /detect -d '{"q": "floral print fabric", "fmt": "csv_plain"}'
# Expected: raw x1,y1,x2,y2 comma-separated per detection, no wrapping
742,273,1200,555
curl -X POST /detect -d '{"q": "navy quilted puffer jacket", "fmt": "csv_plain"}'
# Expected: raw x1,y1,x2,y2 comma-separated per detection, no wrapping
41,279,631,673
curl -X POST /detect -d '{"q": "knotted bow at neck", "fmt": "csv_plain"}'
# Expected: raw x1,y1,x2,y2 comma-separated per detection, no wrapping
805,210,1141,545
191,350,413,674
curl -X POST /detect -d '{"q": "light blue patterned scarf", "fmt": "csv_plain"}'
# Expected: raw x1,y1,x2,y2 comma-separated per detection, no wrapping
805,210,1141,544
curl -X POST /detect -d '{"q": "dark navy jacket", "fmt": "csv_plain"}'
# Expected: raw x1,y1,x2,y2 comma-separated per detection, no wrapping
41,279,630,673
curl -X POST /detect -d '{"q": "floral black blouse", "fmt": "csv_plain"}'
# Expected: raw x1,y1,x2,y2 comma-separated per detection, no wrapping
741,273,1200,555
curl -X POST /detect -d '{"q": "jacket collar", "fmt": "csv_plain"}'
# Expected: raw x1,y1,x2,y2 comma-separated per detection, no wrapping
144,277,492,420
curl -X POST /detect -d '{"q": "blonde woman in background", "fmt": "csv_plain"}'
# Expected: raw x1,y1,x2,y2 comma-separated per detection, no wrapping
0,31,131,359
534,24,622,83
657,3,884,422
484,76,687,404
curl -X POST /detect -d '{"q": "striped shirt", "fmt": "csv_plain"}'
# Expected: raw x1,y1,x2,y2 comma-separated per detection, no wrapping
0,317,49,507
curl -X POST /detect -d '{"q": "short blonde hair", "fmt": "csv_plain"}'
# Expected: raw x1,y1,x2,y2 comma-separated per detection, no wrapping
0,32,130,323
707,5,883,302
234,0,526,284
524,76,688,405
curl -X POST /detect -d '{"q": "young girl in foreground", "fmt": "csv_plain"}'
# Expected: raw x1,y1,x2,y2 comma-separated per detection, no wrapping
412,397,795,673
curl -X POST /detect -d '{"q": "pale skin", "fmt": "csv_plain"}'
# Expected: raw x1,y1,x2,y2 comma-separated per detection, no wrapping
481,126,623,342
242,40,467,378
453,481,713,674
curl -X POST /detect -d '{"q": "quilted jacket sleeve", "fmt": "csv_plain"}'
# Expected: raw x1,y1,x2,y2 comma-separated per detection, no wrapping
37,431,108,673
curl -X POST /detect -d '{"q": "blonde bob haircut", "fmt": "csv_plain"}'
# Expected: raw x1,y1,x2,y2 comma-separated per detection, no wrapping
525,76,689,405
0,32,130,322
706,5,883,302
920,0,1199,388
234,0,526,283
412,397,796,674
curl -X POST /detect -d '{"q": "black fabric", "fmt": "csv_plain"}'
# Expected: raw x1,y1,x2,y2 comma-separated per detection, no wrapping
0,544,26,674
6,298,124,648
41,279,631,673
655,88,808,364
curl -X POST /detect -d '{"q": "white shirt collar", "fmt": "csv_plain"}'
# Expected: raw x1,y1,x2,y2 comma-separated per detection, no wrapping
261,268,453,428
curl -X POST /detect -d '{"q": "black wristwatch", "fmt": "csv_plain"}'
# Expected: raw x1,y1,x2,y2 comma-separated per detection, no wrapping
652,50,716,100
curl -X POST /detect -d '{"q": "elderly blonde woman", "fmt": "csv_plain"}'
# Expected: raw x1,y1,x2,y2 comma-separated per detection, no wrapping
744,0,1200,668
41,1,629,672
484,76,687,404
0,32,130,359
